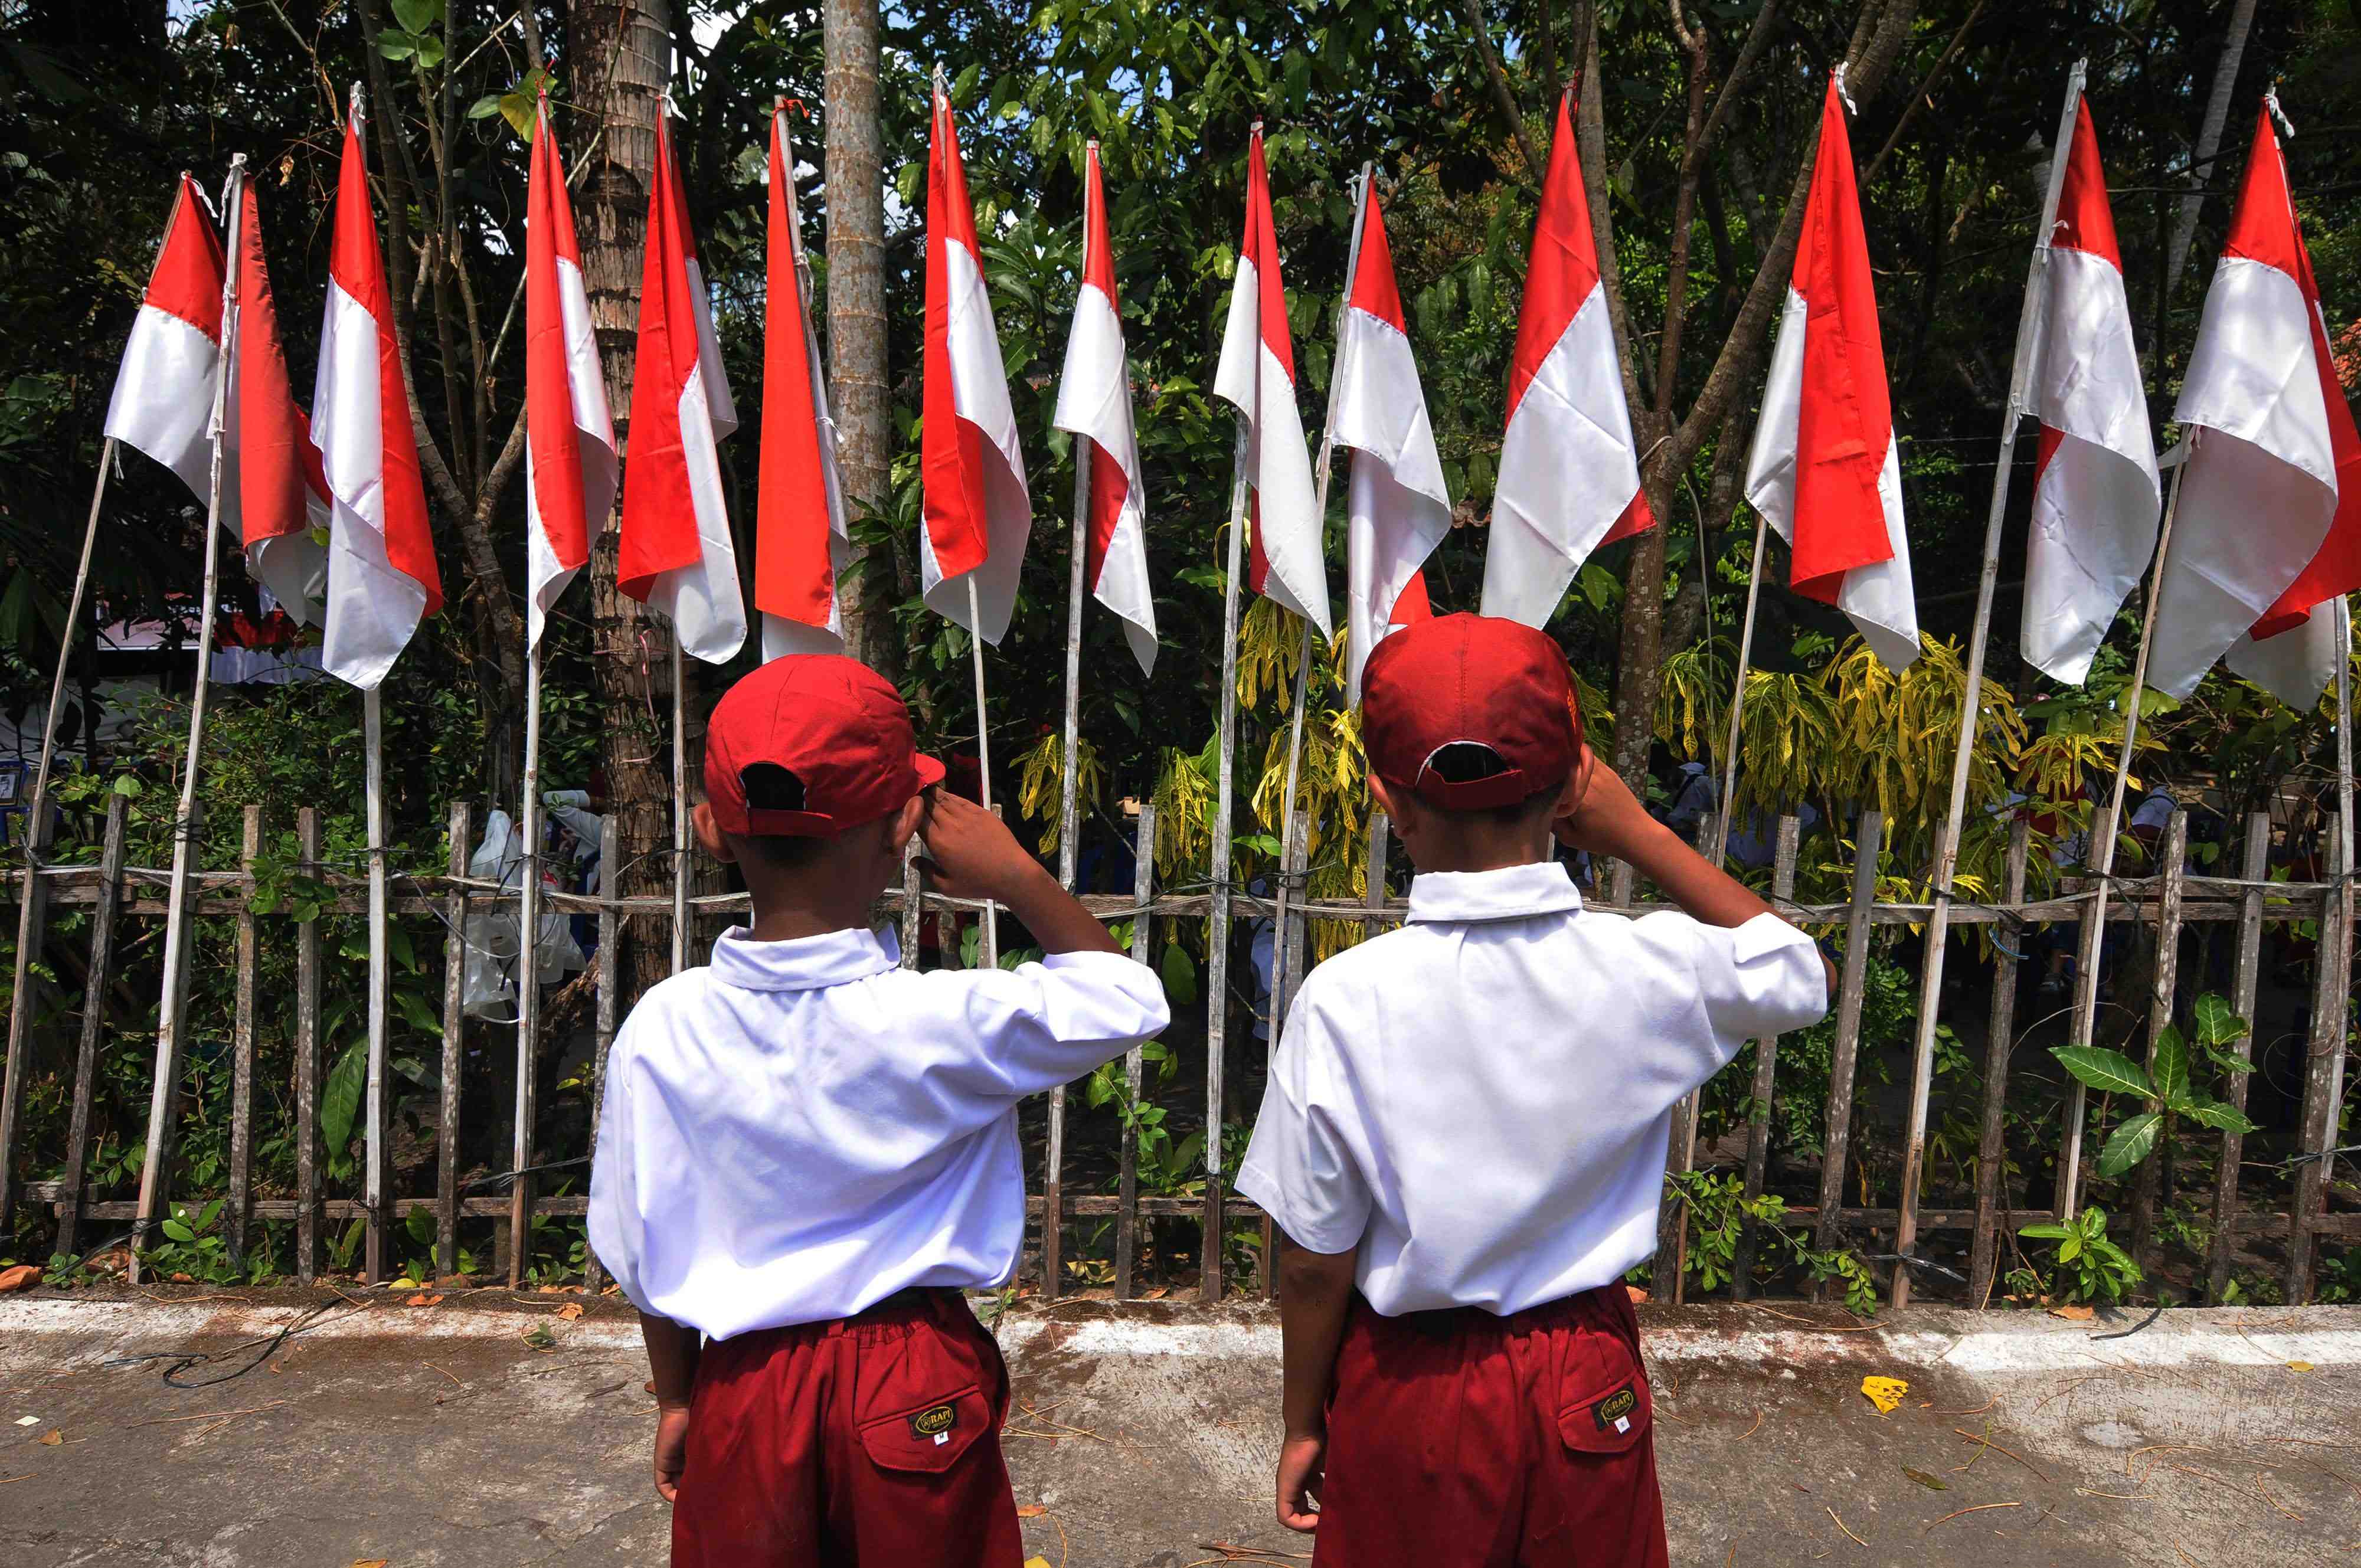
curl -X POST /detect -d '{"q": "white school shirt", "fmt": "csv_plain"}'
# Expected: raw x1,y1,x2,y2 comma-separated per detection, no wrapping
588,925,1169,1340
1234,860,1828,1317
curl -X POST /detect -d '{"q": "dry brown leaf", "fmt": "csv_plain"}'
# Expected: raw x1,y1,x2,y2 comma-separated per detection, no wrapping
0,1265,41,1293
405,1293,444,1308
1016,1504,1047,1518
349,1559,390,1567
1626,1286,1651,1305
2049,1304,2095,1321
1142,1287,1169,1301
37,1430,62,1446
2287,1361,2315,1373
555,1302,586,1321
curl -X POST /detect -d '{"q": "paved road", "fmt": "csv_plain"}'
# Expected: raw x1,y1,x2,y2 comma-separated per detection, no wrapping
0,1289,2353,1564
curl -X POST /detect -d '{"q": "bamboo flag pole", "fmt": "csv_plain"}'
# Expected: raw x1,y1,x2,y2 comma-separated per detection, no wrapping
1268,162,1373,1024
671,637,689,971
133,155,246,1266
1204,393,1254,1302
0,435,115,1226
967,573,1000,968
1891,61,2087,1307
361,683,391,1281
510,631,545,1286
1706,513,1769,870
1056,145,1099,894
2056,437,2194,1216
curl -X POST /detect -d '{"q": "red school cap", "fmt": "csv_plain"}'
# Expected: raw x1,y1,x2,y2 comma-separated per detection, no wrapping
703,655,946,836
1360,613,1582,811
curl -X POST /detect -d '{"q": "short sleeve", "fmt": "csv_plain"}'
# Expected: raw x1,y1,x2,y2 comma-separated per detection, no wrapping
1651,909,1830,1053
1234,990,1372,1256
926,950,1172,1103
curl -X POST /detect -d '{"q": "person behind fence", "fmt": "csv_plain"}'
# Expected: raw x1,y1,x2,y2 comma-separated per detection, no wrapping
587,654,1170,1567
1235,614,1836,1567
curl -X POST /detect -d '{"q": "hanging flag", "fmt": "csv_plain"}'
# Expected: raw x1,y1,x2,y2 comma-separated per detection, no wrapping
2149,101,2359,710
1744,76,1920,673
315,100,442,689
1051,141,1157,677
1212,126,1331,637
1482,94,1652,629
1333,185,1450,701
223,183,332,626
619,110,746,663
2021,97,2160,685
918,86,1032,644
756,104,851,660
523,93,617,649
104,174,224,503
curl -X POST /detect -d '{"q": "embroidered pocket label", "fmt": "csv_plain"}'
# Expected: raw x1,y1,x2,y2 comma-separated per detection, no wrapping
1592,1385,1638,1436
909,1402,958,1445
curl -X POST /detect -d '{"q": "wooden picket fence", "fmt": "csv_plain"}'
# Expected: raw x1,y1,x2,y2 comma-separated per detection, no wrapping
0,791,2352,1306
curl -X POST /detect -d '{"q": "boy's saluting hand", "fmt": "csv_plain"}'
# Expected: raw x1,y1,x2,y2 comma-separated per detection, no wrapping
918,789,1122,957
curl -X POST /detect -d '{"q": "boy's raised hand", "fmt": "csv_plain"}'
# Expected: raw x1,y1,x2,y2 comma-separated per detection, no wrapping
1551,743,1659,859
916,789,1055,904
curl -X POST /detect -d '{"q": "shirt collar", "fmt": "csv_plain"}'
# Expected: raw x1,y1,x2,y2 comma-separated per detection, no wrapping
708,924,901,991
1404,860,1585,925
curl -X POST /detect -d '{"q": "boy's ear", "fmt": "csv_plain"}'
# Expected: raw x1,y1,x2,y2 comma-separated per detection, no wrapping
692,801,735,864
881,793,927,857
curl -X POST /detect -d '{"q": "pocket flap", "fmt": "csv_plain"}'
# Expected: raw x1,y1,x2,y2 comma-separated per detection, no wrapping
857,1383,990,1474
1558,1370,1652,1455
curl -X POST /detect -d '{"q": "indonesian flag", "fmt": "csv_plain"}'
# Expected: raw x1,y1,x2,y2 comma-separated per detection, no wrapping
2021,97,2160,685
315,103,443,689
223,182,331,626
1744,77,1920,673
1481,94,1652,628
757,104,850,660
920,87,1032,644
1051,141,1157,676
104,174,224,503
619,111,745,663
1212,126,1330,637
523,93,616,649
2148,102,2360,710
1333,186,1448,701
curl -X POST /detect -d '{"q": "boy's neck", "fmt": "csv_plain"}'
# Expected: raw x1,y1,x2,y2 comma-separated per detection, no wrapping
1408,826,1556,877
738,868,884,943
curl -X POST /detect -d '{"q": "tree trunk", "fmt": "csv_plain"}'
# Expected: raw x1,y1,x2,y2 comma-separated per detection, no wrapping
573,0,675,1006
825,0,897,678
2163,0,2257,297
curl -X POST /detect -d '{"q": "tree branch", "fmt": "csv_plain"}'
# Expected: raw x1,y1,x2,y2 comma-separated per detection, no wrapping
1460,0,1546,184
1863,0,1988,185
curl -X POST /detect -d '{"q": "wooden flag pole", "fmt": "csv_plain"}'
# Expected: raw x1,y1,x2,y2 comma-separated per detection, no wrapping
0,434,115,1227
1056,143,1098,895
510,631,545,1286
1706,514,1768,870
1269,162,1373,1026
1204,406,1251,1302
671,635,689,971
2056,436,2193,1217
361,684,392,1281
967,573,1000,968
1891,61,2087,1307
133,155,246,1271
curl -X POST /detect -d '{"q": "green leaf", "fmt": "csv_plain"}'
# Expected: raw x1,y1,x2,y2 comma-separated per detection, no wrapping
390,0,439,31
2192,993,2249,1050
1159,942,1198,1007
2150,1026,2189,1109
375,29,416,60
160,1218,195,1243
2016,1222,2073,1240
2058,1235,2082,1262
2051,1046,2151,1101
2185,1101,2258,1136
467,93,505,119
499,93,535,143
413,32,444,68
321,1040,367,1156
2096,1110,2162,1179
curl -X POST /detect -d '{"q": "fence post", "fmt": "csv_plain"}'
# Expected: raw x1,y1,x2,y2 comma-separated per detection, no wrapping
2129,810,2188,1274
0,796,56,1231
435,803,470,1278
1812,809,1883,1298
1260,806,1312,1300
2287,819,2350,1302
1363,813,1391,940
294,807,323,1281
1113,804,1156,1299
227,806,261,1267
130,796,203,1276
2055,804,2118,1219
55,796,128,1261
1662,812,1719,1302
1734,816,1802,1299
1968,816,2031,1307
584,816,622,1293
900,839,922,970
2206,812,2271,1302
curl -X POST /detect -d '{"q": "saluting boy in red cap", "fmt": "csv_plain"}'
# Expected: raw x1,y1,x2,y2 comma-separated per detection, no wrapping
589,655,1170,1566
1236,614,1834,1566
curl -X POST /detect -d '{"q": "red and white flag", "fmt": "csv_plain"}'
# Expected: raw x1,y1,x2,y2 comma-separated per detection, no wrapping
757,104,850,660
619,110,745,663
1212,126,1330,637
315,102,442,688
920,86,1032,644
1745,76,1919,673
2148,100,2359,709
523,93,616,649
223,182,331,625
1482,94,1651,628
1333,186,1448,701
2021,95,2160,685
104,174,224,503
1051,141,1157,677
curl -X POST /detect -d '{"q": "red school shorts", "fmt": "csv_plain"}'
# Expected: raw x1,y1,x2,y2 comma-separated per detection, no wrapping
670,1288,1024,1568
1312,1282,1669,1568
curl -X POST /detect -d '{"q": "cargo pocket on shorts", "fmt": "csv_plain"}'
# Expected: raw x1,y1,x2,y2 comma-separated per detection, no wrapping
856,1383,991,1474
1556,1340,1653,1456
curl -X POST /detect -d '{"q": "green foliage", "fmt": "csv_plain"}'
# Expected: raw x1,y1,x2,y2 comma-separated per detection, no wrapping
2017,1206,2141,1306
2049,995,2257,1181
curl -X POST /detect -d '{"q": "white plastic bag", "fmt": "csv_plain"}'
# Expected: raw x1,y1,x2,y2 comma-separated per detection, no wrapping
460,808,584,1020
